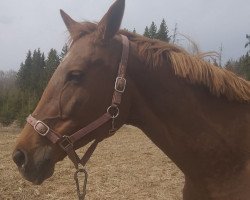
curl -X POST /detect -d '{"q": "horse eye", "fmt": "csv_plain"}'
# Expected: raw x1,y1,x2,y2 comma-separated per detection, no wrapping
67,71,84,83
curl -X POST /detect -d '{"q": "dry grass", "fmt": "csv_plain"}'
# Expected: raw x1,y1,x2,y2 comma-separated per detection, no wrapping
0,125,184,200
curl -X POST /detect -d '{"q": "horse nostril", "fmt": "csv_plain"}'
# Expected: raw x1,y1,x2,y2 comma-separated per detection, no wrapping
12,150,26,168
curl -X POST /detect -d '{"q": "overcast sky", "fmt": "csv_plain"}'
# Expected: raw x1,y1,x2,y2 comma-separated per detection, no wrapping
1,0,250,71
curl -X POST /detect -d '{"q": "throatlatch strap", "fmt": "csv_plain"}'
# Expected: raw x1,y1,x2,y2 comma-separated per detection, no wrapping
68,113,112,144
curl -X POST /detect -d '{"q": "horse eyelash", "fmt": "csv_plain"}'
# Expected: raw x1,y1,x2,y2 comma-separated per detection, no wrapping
67,71,85,83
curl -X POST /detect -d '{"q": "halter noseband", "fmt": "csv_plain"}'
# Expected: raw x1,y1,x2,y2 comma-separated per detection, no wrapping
26,35,129,200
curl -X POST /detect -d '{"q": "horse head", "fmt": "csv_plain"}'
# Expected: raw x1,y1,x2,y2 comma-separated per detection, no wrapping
12,0,131,185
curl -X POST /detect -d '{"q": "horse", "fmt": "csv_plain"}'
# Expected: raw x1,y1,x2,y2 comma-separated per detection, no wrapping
12,0,250,199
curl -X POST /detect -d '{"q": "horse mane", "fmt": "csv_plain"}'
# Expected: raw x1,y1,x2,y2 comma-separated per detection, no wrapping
119,30,250,103
72,22,250,102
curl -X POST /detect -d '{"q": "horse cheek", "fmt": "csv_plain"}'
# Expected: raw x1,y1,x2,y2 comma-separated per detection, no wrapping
63,90,90,117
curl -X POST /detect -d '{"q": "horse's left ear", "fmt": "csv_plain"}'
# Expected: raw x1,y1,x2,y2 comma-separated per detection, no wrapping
97,0,125,41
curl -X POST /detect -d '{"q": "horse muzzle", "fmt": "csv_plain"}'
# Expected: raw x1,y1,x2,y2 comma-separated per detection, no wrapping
12,146,55,185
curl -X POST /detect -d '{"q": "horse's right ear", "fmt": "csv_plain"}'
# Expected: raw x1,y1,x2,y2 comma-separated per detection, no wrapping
60,9,82,41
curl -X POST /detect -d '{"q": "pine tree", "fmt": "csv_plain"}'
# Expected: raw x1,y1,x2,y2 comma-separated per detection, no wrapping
157,19,170,42
143,26,150,38
224,52,250,80
16,49,47,125
17,50,32,91
241,52,250,80
148,22,157,39
44,49,60,84
31,49,45,96
245,34,250,53
60,44,68,61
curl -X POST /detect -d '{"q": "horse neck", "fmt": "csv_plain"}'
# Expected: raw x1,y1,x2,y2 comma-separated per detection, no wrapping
125,42,250,180
125,44,184,163
125,52,250,198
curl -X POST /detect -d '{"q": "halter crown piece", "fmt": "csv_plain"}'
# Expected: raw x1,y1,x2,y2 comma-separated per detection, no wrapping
26,35,129,200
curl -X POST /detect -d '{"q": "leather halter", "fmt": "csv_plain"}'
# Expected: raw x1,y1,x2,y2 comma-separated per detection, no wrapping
26,35,129,199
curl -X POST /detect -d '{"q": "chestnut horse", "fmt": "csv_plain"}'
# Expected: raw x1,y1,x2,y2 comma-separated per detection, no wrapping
13,0,250,199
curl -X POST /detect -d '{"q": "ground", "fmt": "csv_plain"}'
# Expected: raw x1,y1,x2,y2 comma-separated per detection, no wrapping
0,125,184,200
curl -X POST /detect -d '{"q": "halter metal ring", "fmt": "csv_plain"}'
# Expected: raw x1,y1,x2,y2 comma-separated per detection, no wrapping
107,105,119,119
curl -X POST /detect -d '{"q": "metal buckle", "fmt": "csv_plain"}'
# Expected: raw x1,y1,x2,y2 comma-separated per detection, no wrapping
107,105,119,119
34,120,50,136
60,136,73,150
115,77,126,93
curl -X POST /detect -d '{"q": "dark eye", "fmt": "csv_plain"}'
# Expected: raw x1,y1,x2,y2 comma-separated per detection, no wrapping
67,71,84,83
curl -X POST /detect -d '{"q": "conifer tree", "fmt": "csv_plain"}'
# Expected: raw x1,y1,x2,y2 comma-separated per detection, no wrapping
31,49,45,96
60,44,68,61
44,49,60,84
157,19,170,42
143,26,150,38
17,50,32,91
245,34,250,53
148,22,157,39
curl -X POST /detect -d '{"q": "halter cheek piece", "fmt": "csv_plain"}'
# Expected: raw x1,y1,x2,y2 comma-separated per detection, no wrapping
26,35,129,200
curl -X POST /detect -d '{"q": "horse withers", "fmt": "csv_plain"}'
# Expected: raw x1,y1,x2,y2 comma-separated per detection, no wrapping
13,0,250,199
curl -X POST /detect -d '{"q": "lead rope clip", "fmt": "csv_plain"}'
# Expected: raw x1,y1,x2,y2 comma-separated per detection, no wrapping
74,166,88,200
109,118,117,135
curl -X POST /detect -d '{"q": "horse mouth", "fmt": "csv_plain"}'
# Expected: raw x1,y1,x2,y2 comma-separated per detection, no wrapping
19,160,55,185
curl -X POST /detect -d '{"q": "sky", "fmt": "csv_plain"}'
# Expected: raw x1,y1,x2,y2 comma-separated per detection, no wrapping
0,0,250,71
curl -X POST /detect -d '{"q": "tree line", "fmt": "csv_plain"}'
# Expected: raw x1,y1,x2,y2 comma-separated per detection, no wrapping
0,19,249,126
225,34,250,80
143,19,171,42
0,45,68,126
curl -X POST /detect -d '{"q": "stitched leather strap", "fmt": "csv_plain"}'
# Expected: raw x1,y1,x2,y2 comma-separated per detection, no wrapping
27,115,61,144
112,35,129,105
68,113,112,144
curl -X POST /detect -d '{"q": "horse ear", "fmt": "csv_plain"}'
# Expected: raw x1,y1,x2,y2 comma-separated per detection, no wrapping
97,0,125,41
60,9,82,40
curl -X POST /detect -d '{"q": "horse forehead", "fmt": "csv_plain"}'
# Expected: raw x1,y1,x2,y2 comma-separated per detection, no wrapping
59,43,94,70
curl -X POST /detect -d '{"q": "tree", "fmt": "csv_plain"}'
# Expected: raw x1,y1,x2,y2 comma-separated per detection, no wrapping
143,26,150,38
245,34,250,53
172,23,178,44
148,22,157,39
44,48,60,84
132,28,136,34
224,52,250,80
17,50,32,91
15,49,46,125
0,71,20,126
157,19,170,42
30,49,45,96
241,52,250,80
60,44,68,61
1,48,61,126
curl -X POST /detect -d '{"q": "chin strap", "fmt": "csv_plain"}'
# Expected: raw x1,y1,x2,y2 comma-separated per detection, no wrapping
26,35,129,200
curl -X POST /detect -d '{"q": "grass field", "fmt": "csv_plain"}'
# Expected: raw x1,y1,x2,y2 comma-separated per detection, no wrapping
0,125,184,200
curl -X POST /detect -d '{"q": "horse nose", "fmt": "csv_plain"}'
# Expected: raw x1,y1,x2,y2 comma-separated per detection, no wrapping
12,149,27,168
